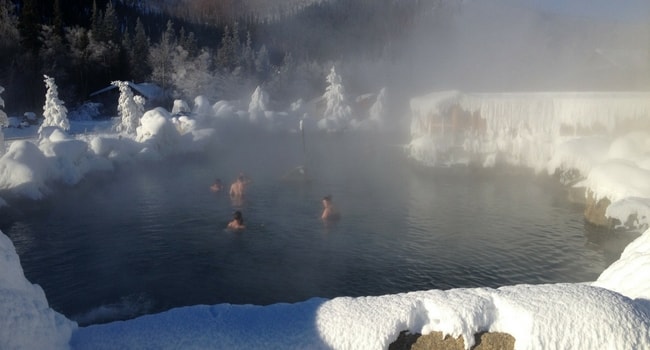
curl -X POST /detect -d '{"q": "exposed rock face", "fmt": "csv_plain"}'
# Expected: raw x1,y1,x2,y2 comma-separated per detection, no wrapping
584,190,612,228
390,330,515,350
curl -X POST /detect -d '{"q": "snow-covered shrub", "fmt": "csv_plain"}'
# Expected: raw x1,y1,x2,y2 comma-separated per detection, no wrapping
193,96,214,120
68,102,102,121
171,99,191,116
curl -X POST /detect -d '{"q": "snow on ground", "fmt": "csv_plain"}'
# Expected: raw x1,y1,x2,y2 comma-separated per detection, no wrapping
2,90,650,349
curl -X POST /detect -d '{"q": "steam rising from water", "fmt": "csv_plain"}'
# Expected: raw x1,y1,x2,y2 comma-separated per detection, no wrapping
396,0,650,93
304,0,650,110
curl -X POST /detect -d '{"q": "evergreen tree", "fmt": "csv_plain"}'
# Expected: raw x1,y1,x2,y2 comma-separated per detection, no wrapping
0,0,21,69
52,0,64,36
255,44,270,81
268,51,295,101
101,1,119,43
91,0,99,33
178,27,197,57
231,21,241,66
241,31,255,75
149,20,176,91
317,65,352,132
40,75,70,135
39,25,67,83
170,47,215,101
112,80,141,134
248,85,269,123
368,87,387,126
18,0,41,53
130,17,150,82
216,25,235,71
0,86,5,154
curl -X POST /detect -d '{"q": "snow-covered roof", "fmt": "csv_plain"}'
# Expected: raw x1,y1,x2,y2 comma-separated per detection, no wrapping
89,82,164,100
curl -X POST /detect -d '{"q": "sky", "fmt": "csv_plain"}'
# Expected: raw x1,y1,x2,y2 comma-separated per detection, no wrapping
1,83,650,348
527,0,650,22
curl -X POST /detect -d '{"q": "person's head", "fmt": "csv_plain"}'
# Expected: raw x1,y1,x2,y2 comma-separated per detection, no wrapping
322,195,332,207
233,211,243,224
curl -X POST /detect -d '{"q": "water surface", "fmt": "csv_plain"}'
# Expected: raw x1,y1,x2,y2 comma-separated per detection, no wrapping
1,130,637,325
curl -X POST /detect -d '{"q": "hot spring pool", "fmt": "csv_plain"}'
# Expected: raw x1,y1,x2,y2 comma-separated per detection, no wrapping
1,130,637,325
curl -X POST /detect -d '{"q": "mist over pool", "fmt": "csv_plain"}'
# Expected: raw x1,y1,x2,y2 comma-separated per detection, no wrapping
1,128,638,326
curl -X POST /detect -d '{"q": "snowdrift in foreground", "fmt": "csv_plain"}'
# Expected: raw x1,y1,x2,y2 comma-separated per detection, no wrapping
2,228,650,350
0,232,77,350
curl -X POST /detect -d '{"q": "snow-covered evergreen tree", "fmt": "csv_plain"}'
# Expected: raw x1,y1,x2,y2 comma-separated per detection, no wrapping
368,87,387,126
39,75,69,135
351,88,388,131
112,80,142,135
248,85,269,123
170,47,216,101
0,85,7,154
149,20,176,91
318,65,352,132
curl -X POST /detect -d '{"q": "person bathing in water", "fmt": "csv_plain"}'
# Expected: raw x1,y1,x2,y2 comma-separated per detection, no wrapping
229,173,251,198
227,210,246,230
210,178,223,192
321,195,340,221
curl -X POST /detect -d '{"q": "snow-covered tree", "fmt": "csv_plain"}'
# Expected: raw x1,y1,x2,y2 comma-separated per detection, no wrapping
39,24,67,79
65,25,118,99
170,47,216,101
318,65,352,131
149,20,176,91
255,45,271,81
0,85,7,154
248,85,269,123
351,88,388,131
39,75,69,135
216,22,241,72
240,31,255,75
368,87,387,126
112,80,142,135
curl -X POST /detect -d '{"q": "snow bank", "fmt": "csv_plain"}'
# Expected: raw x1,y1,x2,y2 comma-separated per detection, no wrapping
0,106,215,204
593,229,650,301
409,91,650,170
0,140,51,199
317,283,649,350
408,90,650,228
0,230,77,350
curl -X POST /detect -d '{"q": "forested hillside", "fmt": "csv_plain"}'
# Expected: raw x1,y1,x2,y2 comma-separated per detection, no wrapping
0,0,443,115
